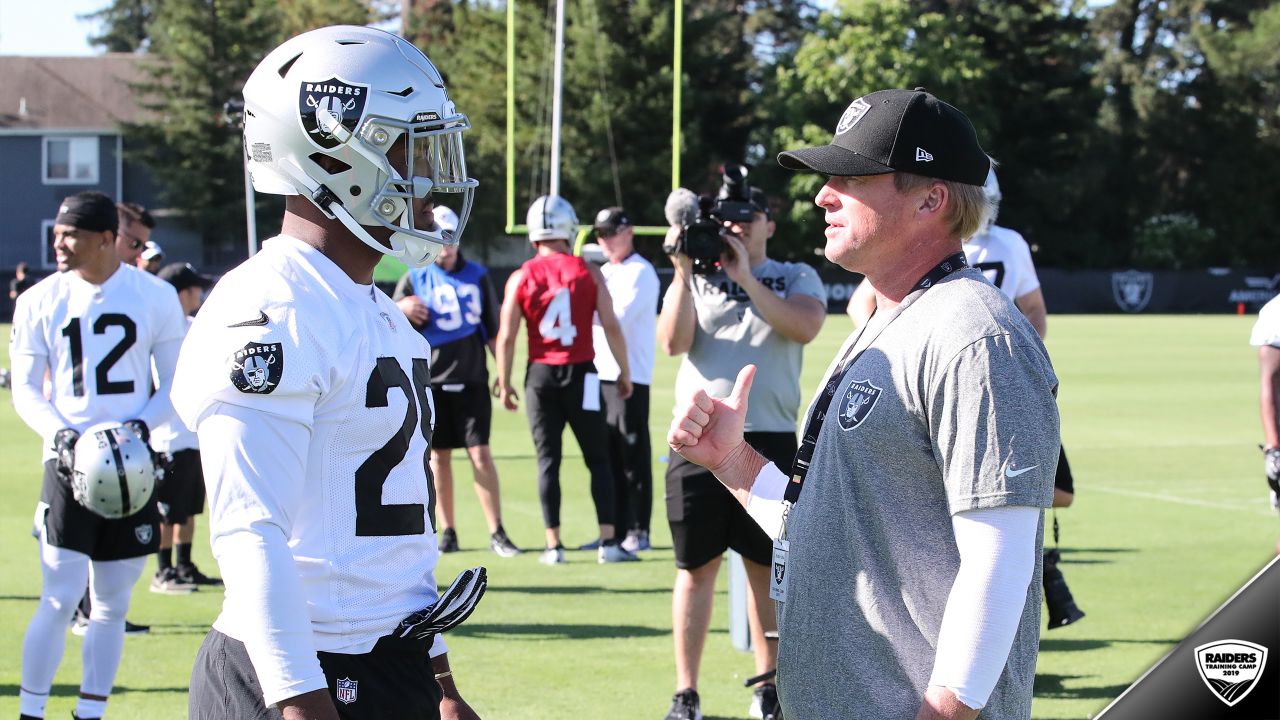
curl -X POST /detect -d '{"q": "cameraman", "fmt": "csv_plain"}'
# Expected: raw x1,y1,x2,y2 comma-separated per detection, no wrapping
657,184,826,720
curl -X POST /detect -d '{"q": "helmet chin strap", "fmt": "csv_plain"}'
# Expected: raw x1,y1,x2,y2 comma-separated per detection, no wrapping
277,158,441,268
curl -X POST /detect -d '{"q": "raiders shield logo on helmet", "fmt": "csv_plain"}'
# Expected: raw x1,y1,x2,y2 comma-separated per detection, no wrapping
230,342,284,394
299,77,369,150
837,379,882,431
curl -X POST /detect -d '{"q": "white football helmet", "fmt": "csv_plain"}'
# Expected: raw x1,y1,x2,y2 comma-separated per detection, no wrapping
242,26,478,267
982,167,1002,229
71,424,157,519
526,195,578,242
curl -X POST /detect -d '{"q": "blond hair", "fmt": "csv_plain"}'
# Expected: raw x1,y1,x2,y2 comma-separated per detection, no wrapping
893,172,990,240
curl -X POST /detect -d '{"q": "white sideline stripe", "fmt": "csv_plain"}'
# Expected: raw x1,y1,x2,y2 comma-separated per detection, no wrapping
1092,485,1275,516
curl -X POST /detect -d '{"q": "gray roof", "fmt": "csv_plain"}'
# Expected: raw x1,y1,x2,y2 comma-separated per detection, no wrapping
0,54,150,131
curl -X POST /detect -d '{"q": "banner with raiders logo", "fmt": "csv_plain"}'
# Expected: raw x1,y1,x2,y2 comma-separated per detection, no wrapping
299,77,369,150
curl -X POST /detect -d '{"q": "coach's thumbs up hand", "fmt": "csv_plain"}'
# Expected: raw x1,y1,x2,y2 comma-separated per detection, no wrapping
669,365,765,494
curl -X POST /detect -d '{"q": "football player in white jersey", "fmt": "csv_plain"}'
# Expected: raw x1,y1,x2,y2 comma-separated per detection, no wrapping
171,26,482,720
1251,295,1280,552
11,191,187,720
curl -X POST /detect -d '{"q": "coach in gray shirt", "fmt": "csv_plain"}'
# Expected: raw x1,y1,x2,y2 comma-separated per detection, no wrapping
667,88,1060,720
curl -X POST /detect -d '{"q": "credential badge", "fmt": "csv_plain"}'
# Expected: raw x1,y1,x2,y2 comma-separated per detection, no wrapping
837,380,882,431
1111,270,1154,313
836,97,872,135
1194,640,1268,707
299,77,369,150
230,342,285,395
336,677,358,705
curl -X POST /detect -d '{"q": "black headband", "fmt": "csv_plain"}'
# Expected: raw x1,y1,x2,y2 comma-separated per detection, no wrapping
55,192,118,234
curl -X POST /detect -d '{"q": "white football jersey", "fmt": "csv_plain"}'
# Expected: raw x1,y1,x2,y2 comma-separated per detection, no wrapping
9,264,187,460
171,235,441,655
150,317,198,453
963,225,1041,301
1251,295,1280,347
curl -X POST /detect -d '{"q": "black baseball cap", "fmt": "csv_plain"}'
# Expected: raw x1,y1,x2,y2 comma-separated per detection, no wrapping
158,262,215,292
778,88,989,185
593,207,631,234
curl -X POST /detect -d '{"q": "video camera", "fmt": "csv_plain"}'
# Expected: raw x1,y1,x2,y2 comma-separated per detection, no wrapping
663,164,761,275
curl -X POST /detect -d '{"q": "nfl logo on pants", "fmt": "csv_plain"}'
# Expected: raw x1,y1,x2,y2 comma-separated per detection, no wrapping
336,677,358,705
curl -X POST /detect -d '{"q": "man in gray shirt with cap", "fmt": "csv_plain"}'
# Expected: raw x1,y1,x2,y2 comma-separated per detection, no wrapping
667,88,1060,720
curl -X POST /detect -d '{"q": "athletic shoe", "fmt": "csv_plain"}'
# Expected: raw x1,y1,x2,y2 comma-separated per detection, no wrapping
70,611,89,636
490,528,521,558
664,688,702,720
598,543,640,563
577,537,601,551
75,615,150,636
621,529,651,553
176,562,223,587
439,527,460,553
748,682,782,720
539,545,566,565
150,567,197,595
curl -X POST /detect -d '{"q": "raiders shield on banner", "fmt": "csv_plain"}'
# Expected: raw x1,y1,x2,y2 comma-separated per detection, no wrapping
1112,270,1154,313
230,342,284,395
837,380,882,431
299,77,369,150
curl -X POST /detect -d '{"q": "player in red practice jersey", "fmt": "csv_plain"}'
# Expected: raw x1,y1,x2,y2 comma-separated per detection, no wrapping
495,195,637,565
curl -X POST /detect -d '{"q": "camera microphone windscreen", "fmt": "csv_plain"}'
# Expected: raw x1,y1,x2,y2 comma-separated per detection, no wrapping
664,188,699,227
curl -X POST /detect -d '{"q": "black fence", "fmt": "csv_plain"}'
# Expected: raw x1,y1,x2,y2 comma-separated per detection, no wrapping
5,266,1278,325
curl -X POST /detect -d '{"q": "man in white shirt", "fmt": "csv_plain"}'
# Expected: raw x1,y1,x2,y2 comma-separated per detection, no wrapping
590,207,660,552
1252,295,1280,553
11,191,186,720
171,26,482,720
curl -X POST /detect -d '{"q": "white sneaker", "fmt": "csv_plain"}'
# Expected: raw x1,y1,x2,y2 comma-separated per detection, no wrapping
539,546,565,565
621,530,650,553
598,543,640,563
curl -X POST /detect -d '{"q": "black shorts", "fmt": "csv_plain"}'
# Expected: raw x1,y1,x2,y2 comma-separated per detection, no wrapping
40,459,160,561
1055,446,1074,494
430,382,492,450
157,448,206,525
666,432,797,570
189,628,443,720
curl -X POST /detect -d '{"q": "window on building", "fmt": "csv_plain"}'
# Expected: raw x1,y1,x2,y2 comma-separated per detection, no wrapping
43,136,99,184
42,220,57,269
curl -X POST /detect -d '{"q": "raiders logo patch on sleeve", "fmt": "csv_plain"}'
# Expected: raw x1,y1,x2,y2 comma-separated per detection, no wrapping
230,342,285,394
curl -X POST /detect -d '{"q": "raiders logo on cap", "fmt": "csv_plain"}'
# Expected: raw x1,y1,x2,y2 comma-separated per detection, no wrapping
230,342,285,394
836,97,871,135
299,77,369,150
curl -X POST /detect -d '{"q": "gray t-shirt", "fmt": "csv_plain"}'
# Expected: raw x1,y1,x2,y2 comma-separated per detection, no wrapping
777,268,1059,720
674,258,827,432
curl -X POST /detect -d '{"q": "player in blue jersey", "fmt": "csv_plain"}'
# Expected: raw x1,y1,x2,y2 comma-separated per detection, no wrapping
394,207,521,557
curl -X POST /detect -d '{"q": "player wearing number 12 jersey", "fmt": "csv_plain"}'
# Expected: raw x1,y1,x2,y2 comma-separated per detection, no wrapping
12,191,185,720
171,26,482,720
496,195,636,565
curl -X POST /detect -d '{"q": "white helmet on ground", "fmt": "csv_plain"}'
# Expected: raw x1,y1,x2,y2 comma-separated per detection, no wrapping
526,195,578,242
71,424,157,519
242,25,478,267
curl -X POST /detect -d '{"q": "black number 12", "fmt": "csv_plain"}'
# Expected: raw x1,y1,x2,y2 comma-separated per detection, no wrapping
60,314,137,397
354,357,434,537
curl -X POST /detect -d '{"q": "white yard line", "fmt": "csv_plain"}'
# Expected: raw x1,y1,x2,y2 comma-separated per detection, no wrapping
1091,485,1275,516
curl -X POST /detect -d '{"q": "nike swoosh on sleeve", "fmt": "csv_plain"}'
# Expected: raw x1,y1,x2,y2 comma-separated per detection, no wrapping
227,311,269,328
1004,465,1039,478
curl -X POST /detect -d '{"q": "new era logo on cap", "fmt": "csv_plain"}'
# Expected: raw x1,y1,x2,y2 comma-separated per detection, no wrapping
777,88,989,185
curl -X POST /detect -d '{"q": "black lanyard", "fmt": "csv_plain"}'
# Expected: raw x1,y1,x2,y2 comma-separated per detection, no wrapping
784,252,968,506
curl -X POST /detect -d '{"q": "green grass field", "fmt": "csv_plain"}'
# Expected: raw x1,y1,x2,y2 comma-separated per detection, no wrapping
1,315,1276,720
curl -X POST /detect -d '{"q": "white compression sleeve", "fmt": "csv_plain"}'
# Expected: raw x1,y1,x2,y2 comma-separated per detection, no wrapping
745,462,789,539
928,505,1041,710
